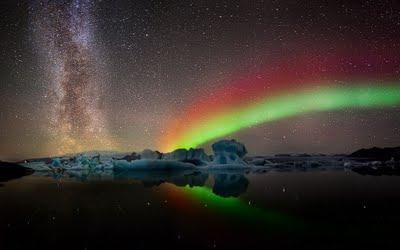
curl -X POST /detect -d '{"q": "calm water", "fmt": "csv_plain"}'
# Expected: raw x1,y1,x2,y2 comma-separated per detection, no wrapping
1,169,400,249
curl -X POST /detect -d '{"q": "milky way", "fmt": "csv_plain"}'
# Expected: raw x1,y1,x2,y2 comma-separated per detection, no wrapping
32,0,116,155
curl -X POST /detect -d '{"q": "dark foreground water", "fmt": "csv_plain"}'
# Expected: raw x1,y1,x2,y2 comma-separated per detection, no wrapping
1,169,400,250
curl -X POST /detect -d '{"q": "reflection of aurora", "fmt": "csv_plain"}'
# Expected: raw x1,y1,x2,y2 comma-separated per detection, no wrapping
35,169,303,229
178,185,304,230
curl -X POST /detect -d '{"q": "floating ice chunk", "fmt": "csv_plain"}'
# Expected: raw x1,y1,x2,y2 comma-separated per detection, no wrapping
187,148,210,163
211,139,248,165
162,148,210,166
344,162,352,167
305,161,322,168
113,159,131,169
22,161,52,171
249,158,266,166
212,139,247,157
51,158,63,168
162,149,187,161
140,149,162,160
117,152,140,162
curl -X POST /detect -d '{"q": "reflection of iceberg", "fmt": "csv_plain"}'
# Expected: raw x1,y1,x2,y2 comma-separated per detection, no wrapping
213,174,249,197
65,169,115,182
169,171,208,187
31,166,251,198
113,169,192,181
352,165,400,176
0,161,34,184
113,169,210,189
113,159,195,170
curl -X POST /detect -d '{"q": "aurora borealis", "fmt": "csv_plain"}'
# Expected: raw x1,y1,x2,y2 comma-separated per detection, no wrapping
1,0,400,160
161,50,400,150
162,84,400,151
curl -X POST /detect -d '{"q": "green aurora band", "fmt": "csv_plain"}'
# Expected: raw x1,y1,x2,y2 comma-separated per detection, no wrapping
176,84,400,149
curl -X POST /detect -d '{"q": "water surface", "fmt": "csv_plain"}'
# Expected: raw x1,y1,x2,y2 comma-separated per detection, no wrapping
1,169,400,249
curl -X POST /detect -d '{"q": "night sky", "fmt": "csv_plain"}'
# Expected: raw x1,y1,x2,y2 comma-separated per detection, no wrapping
1,0,400,161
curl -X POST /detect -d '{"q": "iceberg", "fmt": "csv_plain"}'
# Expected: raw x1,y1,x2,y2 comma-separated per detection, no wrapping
210,139,248,166
162,148,210,166
140,149,163,160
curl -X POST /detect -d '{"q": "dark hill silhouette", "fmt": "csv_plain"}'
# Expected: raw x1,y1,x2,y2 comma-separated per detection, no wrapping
0,161,34,183
349,146,400,161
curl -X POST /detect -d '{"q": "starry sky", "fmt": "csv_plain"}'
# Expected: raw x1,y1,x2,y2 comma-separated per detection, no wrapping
1,0,400,161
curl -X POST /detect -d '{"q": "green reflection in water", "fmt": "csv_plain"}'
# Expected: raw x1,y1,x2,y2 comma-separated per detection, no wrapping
181,185,305,231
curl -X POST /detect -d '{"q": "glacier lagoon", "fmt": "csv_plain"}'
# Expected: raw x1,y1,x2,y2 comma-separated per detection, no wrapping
1,165,400,250
2,140,400,249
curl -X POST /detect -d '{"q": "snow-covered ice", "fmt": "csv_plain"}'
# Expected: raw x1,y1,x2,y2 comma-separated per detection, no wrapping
20,139,399,176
